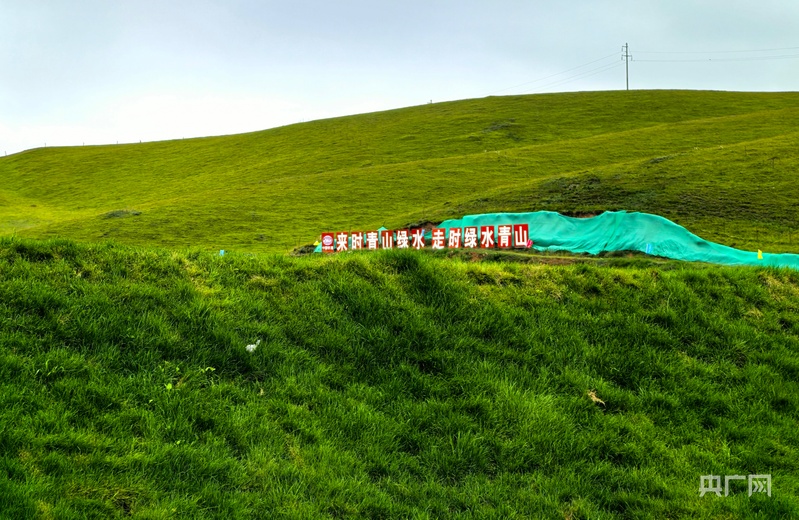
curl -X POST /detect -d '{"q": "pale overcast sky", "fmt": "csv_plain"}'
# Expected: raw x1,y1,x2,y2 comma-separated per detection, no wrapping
2,0,797,155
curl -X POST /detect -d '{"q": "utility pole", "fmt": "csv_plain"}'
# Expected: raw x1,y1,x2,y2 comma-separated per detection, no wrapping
622,43,632,90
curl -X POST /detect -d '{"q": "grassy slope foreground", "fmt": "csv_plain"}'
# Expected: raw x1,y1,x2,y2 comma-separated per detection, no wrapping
1,238,798,518
2,90,799,254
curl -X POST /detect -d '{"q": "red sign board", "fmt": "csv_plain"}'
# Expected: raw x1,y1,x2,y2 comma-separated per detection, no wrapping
464,227,478,248
432,228,446,249
497,225,512,249
448,228,462,248
381,230,394,249
411,228,425,250
321,233,335,253
396,229,410,249
480,226,495,248
351,232,364,250
365,230,379,250
336,231,348,252
513,224,530,248
321,222,532,253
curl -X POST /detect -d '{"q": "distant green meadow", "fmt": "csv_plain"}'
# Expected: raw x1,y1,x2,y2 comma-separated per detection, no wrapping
2,90,799,254
1,90,799,518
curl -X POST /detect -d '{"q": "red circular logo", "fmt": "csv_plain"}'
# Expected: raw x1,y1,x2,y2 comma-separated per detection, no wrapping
323,235,333,246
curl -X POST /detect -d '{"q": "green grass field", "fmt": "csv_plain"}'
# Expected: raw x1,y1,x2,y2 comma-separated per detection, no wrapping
1,90,799,518
1,238,798,518
2,90,799,253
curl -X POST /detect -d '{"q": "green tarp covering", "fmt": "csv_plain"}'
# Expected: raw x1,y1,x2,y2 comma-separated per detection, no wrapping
315,211,799,270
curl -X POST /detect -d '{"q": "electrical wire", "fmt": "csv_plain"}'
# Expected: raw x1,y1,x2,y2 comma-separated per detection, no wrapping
636,45,799,54
637,53,799,62
487,44,798,95
526,62,623,93
486,51,619,95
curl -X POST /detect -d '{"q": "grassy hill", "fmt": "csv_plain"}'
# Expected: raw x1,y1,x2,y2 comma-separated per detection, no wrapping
1,237,798,518
2,90,799,254
2,91,799,518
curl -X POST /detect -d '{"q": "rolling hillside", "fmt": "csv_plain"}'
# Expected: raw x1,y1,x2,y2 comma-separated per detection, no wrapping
1,238,798,518
2,90,799,254
2,91,799,518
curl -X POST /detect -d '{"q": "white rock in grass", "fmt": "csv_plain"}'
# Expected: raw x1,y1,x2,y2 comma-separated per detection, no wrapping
246,339,261,353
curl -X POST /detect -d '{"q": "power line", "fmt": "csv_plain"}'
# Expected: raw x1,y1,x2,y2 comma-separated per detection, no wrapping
636,53,799,63
636,45,799,54
526,62,623,93
487,51,618,95
488,43,799,96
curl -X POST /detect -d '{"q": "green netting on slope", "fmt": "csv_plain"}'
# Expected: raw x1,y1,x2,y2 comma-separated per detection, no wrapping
315,211,799,270
442,211,799,269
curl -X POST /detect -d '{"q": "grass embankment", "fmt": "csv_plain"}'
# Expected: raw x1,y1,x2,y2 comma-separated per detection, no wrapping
2,90,799,253
2,238,798,518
